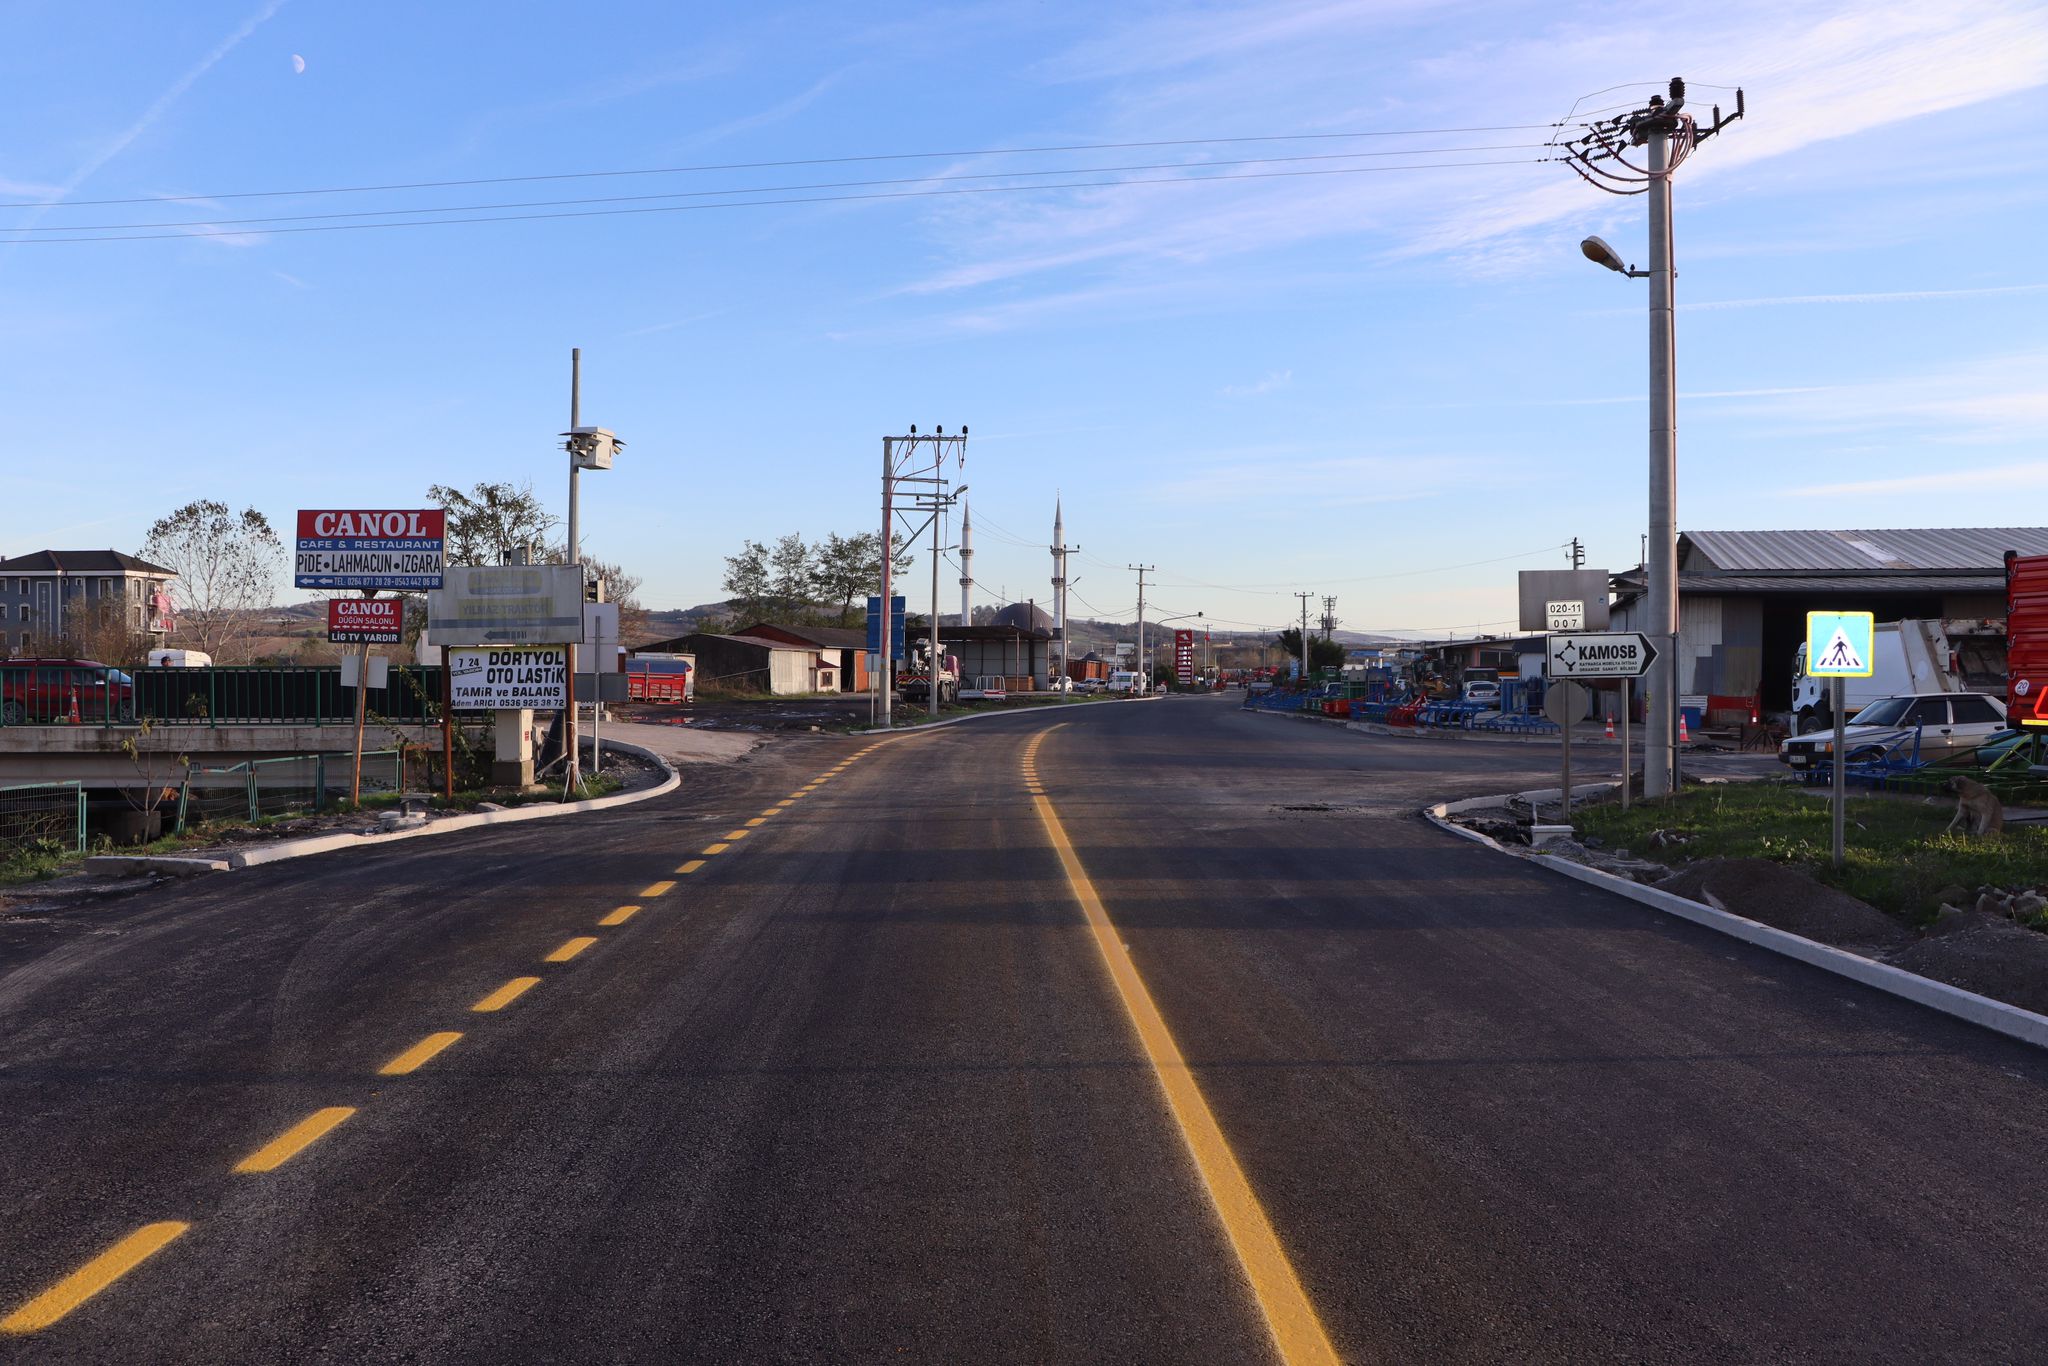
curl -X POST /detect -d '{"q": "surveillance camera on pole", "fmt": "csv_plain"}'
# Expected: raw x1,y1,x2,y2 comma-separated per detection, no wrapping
563,426,623,471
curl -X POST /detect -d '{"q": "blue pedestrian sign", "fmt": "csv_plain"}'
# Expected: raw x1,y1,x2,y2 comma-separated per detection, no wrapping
865,595,907,659
1805,610,1875,678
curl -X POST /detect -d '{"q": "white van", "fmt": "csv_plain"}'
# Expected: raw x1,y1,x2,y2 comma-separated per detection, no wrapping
1107,670,1140,694
147,649,213,668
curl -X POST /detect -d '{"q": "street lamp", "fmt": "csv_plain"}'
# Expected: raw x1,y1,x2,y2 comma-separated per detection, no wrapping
559,346,625,789
1579,235,1647,277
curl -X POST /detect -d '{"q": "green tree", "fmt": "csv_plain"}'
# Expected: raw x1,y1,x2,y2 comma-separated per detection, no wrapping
140,500,283,663
813,531,915,626
1273,628,1346,672
428,481,559,566
768,533,814,618
721,539,771,620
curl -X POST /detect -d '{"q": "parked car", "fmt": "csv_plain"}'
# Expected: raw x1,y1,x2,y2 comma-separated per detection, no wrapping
0,658,137,724
1074,678,1108,695
1462,679,1502,705
1778,692,2006,770
1107,670,1140,694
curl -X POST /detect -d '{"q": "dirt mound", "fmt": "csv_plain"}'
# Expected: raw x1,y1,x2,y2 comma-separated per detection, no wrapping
1655,858,1914,952
1891,914,2048,1017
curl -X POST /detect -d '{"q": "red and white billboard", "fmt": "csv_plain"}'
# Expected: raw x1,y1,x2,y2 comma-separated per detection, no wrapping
1174,628,1196,685
329,597,404,644
295,509,446,591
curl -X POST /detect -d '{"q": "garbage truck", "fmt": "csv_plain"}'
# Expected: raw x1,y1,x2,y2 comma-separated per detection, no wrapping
1790,617,2004,732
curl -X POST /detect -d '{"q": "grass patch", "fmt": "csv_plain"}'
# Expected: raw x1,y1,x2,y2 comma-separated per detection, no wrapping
1571,781,2048,924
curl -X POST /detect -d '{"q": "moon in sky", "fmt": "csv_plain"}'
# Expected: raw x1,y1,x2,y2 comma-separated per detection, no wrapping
291,53,306,74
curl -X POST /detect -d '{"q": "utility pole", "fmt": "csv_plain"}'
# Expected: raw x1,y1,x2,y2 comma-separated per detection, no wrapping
1128,565,1153,692
1294,592,1314,681
565,349,581,791
1321,594,1338,641
1564,76,1744,799
1570,537,1585,570
877,427,969,727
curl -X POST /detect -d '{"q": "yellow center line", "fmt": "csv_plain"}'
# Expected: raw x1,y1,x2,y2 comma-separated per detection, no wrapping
676,860,706,874
749,814,772,824
378,1031,463,1076
724,829,749,840
472,976,541,1012
1,1222,190,1335
545,936,598,963
234,1106,356,1174
1031,782,1339,1366
772,800,794,809
786,791,808,800
702,842,730,855
640,880,676,898
600,905,641,926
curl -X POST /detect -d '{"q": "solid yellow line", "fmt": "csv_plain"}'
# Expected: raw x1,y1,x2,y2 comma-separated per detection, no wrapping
234,1106,356,1174
640,880,676,898
600,905,640,926
1032,791,1340,1366
473,976,541,1012
677,860,706,874
0,1222,189,1335
545,936,597,963
702,842,730,856
378,1030,462,1076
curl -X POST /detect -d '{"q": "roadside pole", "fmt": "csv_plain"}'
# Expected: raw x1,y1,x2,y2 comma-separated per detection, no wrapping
929,497,942,721
591,606,604,778
350,588,375,803
440,641,454,799
565,349,581,791
1843,679,1859,872
879,436,893,731
1561,686,1573,817
1620,679,1631,812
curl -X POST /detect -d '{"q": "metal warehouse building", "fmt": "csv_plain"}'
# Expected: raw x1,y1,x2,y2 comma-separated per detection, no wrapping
1610,527,2048,722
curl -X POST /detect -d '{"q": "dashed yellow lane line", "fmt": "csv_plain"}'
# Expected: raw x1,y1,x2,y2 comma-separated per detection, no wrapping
677,860,706,874
1026,730,1338,1366
773,800,794,809
544,936,597,963
600,905,641,926
378,1031,463,1077
702,842,730,856
723,829,749,841
472,976,541,1012
234,1107,356,1175
746,816,769,826
0,1222,189,1335
640,880,676,898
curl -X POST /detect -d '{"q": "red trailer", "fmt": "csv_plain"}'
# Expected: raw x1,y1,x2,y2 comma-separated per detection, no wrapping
2006,552,2048,727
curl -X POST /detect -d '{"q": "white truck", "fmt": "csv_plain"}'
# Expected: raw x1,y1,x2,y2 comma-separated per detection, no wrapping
1790,617,2004,733
897,642,959,706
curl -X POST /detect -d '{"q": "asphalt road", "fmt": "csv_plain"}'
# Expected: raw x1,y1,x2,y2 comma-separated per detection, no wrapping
2,695,2044,1363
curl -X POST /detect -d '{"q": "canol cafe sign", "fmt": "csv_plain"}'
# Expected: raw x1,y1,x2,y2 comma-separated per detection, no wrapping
295,509,446,591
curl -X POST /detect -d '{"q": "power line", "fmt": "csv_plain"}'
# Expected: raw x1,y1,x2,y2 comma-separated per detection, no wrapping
0,122,1569,211
11,157,1552,246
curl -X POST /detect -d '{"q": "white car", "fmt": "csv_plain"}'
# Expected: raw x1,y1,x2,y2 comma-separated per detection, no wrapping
1074,678,1108,695
1462,680,1502,705
1778,692,2006,769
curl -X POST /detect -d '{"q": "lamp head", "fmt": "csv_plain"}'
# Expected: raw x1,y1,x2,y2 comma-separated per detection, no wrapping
1580,235,1630,274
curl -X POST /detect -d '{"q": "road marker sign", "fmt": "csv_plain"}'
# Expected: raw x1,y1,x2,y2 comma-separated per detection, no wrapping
1545,631,1658,679
1805,611,1875,678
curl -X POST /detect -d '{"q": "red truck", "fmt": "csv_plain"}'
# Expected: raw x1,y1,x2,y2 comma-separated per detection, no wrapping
2006,551,2048,727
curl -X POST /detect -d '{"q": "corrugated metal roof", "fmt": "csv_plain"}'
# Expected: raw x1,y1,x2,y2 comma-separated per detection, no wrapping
1684,528,2048,573
1677,573,2006,594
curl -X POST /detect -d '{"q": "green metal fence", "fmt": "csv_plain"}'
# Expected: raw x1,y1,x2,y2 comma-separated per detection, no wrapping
1,664,453,729
175,750,405,831
0,780,86,858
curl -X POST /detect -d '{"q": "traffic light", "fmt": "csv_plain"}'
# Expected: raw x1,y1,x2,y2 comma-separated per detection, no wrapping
585,575,606,604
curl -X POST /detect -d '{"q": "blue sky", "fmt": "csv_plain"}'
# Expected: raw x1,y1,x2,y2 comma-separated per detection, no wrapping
4,1,2045,638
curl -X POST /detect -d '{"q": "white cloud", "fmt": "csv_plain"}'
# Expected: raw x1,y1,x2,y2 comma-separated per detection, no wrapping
1682,283,2048,311
1221,370,1293,398
1789,461,2048,497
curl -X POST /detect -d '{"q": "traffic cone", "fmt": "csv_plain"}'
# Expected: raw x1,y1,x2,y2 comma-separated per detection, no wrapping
1678,711,1690,744
65,687,80,725
1604,715,1615,739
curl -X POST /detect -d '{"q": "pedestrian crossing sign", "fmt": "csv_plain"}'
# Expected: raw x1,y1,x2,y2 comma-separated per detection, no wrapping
1805,610,1875,678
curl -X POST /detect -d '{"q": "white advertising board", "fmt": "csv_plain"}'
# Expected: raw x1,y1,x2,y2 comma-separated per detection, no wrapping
427,564,584,647
450,647,569,709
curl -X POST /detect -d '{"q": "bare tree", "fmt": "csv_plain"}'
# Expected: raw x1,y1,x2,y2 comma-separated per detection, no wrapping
140,501,282,663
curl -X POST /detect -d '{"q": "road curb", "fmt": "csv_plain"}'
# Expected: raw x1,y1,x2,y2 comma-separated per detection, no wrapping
81,855,230,876
90,740,681,875
854,692,1162,736
1421,796,2048,1052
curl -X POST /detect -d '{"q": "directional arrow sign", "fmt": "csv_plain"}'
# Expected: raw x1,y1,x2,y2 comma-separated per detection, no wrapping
1546,631,1658,679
